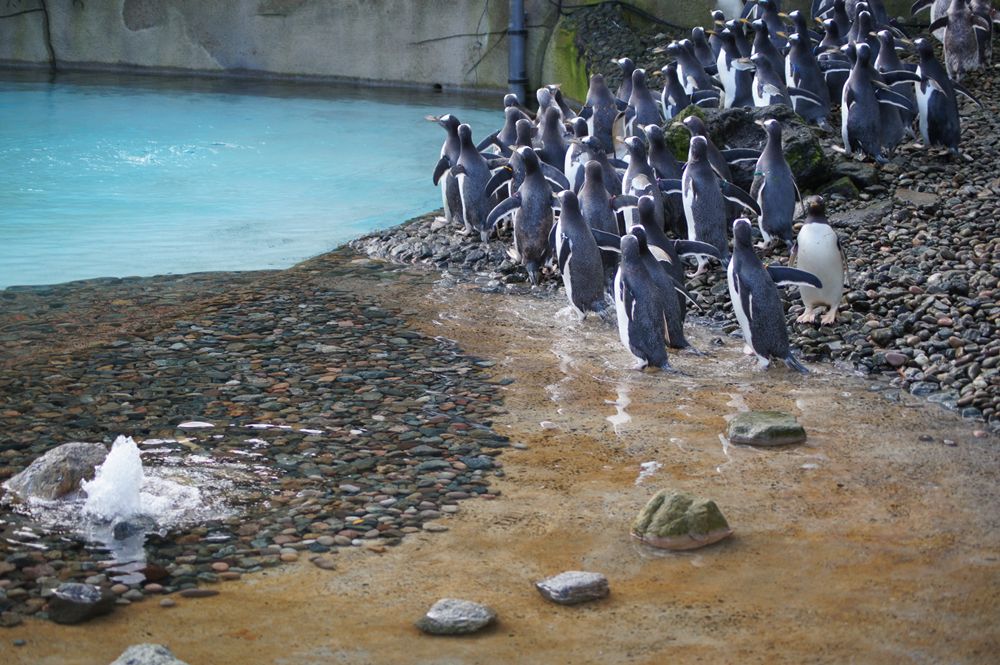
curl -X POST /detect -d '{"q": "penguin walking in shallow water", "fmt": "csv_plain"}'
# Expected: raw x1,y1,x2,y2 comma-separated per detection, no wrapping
727,218,822,372
551,190,609,318
614,234,674,371
751,119,798,249
793,196,847,325
428,114,464,229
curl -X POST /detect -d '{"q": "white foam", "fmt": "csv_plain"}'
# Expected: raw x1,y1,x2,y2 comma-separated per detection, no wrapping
635,461,662,485
177,421,214,429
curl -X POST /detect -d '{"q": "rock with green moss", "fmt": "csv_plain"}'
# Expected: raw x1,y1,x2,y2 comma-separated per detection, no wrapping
664,104,707,161
819,176,859,200
727,411,807,446
541,17,589,104
631,490,733,550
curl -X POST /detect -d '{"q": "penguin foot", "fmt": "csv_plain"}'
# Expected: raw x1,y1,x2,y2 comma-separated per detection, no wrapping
633,361,649,371
783,355,809,374
743,344,755,356
796,308,817,324
680,345,707,357
820,307,838,326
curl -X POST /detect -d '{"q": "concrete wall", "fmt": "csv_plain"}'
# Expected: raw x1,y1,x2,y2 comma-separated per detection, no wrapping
0,0,562,92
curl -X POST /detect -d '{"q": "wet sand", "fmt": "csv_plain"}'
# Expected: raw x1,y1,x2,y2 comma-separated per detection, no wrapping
4,253,999,664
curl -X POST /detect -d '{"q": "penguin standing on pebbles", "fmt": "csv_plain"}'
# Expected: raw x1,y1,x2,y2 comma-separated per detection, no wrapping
728,218,822,372
428,114,464,229
793,196,848,325
751,119,798,249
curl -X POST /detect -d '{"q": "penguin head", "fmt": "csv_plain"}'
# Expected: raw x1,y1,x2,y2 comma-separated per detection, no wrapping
620,234,641,261
665,41,682,57
749,52,772,73
804,195,826,220
914,38,933,60
517,146,540,172
732,218,753,247
636,195,657,225
625,136,648,161
431,114,459,132
856,10,872,31
514,119,534,146
691,26,707,43
642,124,664,145
823,19,840,40
542,106,561,129
503,93,519,108
589,74,610,98
630,224,650,252
631,68,647,87
763,118,782,141
457,124,474,144
504,106,522,124
556,190,581,216
681,115,706,136
571,117,588,139
688,135,709,162
661,62,679,82
536,87,553,108
583,159,603,181
711,10,725,25
613,57,635,75
876,29,894,51
751,19,769,36
580,136,604,155
855,42,872,66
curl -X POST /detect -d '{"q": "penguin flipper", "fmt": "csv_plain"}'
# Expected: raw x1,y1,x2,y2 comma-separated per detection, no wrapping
557,235,571,274
928,16,948,33
432,156,451,186
487,193,522,228
485,157,509,169
720,180,762,216
484,166,514,197
673,239,722,260
783,354,809,373
838,236,851,288
548,222,558,254
578,105,594,120
787,86,823,106
951,81,985,108
475,132,500,152
720,148,761,163
611,194,640,211
592,228,623,253
881,70,921,85
910,0,932,15
539,163,571,191
657,178,683,196
874,85,917,114
766,266,822,289
608,158,629,169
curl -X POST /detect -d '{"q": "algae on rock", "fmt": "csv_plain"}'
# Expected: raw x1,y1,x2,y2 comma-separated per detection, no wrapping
631,489,733,550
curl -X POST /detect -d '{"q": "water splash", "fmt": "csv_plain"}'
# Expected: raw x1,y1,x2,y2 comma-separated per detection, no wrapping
82,435,144,522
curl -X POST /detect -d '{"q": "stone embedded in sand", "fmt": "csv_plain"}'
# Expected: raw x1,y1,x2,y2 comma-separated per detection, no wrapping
536,571,609,605
416,598,496,635
3,442,108,501
727,411,807,447
109,643,191,665
631,490,733,551
47,583,116,624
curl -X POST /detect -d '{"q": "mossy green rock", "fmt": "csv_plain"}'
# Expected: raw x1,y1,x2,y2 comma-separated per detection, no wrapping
664,104,706,162
631,490,733,550
727,411,807,446
819,176,860,200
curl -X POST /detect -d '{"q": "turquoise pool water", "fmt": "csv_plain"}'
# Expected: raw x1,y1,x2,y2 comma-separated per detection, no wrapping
0,72,500,288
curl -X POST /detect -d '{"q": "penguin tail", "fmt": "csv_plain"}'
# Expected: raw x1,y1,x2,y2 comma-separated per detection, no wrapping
784,354,809,374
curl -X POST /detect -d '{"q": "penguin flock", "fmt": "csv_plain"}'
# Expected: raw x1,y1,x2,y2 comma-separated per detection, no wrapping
429,0,987,374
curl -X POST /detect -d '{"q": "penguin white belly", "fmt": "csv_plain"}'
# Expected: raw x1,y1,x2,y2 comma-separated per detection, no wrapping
613,270,637,358
841,98,852,155
795,224,844,308
916,82,932,146
727,259,755,352
456,173,471,225
682,180,697,240
565,149,582,191
756,179,773,244
752,78,765,107
719,56,735,109
440,179,452,223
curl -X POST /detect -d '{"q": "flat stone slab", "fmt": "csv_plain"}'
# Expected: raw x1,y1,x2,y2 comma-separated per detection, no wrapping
416,598,496,635
727,411,807,446
631,490,733,551
48,583,116,625
536,571,609,605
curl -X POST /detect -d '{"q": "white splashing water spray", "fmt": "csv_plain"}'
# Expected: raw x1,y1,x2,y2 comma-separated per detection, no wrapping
82,435,144,522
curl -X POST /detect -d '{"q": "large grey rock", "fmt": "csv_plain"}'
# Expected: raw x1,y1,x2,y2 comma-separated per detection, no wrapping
631,490,733,551
727,411,807,446
109,644,190,665
536,571,609,605
3,442,107,501
415,598,496,635
47,583,116,624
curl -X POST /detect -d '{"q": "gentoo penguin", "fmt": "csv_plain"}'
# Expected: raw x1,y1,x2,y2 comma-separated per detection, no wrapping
579,74,622,154
578,160,626,236
577,136,624,195
725,18,754,58
841,43,914,162
614,234,674,371
548,85,577,121
661,62,693,120
875,30,917,136
477,105,530,156
629,225,690,349
752,52,821,110
970,0,995,65
665,41,718,96
626,69,663,134
537,106,570,172
793,196,847,325
756,0,790,50
928,0,989,82
914,37,982,154
691,26,717,68
815,0,852,38
448,123,493,239
785,33,832,128
613,57,636,102
709,10,728,59
428,114,464,229
751,119,798,248
663,136,760,275
485,147,554,284
728,218,821,372
717,28,755,109
552,190,608,317
749,20,786,85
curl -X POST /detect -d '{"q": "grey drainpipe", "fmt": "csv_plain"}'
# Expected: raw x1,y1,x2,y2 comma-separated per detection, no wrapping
508,0,528,104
